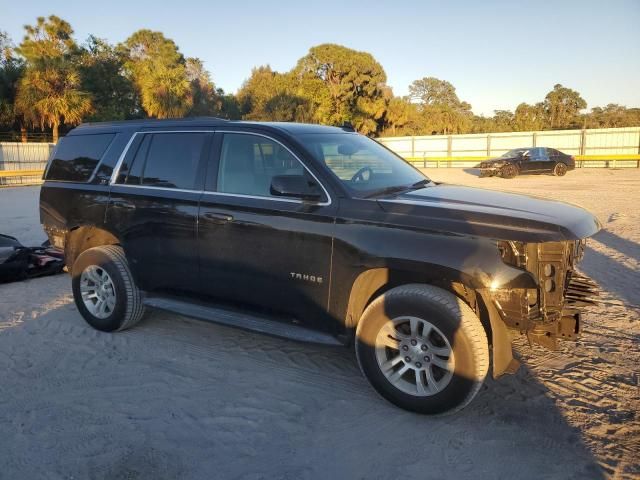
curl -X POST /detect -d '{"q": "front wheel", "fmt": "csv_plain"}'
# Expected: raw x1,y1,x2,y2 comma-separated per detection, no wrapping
355,284,489,415
553,162,567,176
500,164,518,179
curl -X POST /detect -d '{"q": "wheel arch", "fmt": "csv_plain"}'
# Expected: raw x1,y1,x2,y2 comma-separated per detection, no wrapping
346,267,485,333
65,226,121,272
345,267,516,378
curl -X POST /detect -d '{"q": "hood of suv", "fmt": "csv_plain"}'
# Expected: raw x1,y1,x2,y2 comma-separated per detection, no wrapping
377,184,600,242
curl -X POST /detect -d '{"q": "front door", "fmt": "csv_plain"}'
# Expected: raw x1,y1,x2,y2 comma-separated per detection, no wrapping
197,131,337,332
106,131,211,292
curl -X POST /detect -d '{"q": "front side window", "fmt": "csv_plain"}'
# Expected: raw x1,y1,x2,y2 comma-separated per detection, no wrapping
297,133,427,197
119,133,206,189
216,133,310,198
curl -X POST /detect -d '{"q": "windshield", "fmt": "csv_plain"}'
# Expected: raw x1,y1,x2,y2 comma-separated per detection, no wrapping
297,133,429,197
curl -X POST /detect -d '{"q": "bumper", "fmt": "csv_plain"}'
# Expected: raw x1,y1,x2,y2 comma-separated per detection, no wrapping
487,241,599,350
479,168,501,177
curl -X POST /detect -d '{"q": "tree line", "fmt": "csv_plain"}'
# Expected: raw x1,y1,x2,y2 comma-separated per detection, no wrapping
1,16,638,142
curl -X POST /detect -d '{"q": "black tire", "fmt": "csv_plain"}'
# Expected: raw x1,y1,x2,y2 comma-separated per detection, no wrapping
500,164,518,179
553,162,567,176
71,245,145,332
355,284,489,415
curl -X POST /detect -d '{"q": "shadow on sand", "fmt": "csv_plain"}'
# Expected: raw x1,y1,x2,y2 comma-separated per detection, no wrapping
462,168,482,177
580,231,640,307
0,297,606,479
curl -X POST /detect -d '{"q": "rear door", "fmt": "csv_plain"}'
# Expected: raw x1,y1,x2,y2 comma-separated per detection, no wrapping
549,148,573,169
197,131,338,333
527,147,550,172
106,130,212,292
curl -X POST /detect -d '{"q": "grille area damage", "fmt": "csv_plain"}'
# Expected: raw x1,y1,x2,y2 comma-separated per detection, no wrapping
492,240,599,350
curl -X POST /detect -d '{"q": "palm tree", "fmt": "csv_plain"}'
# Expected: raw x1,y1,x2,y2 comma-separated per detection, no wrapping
121,30,193,119
16,64,91,142
139,65,192,118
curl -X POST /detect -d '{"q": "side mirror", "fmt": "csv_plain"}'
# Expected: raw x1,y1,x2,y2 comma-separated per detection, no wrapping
270,175,322,201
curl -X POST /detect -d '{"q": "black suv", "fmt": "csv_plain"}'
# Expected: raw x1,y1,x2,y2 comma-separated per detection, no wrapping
479,147,576,178
40,118,600,414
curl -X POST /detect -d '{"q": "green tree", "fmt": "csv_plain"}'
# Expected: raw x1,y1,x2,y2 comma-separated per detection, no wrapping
186,57,223,116
408,77,460,106
237,65,311,122
17,15,76,62
218,89,242,119
469,115,494,134
15,66,92,142
15,16,91,142
78,36,140,121
490,110,515,132
381,97,424,136
544,83,587,129
0,32,25,133
585,104,640,128
294,44,388,134
408,77,473,134
513,102,546,131
120,30,192,118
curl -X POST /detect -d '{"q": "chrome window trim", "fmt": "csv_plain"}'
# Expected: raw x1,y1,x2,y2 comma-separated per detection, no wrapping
201,190,302,204
108,129,333,207
109,131,142,185
109,184,202,195
42,143,59,179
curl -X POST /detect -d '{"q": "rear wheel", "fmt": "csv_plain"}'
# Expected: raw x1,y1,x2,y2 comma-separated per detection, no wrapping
500,164,518,179
355,284,489,415
553,162,567,176
71,245,145,332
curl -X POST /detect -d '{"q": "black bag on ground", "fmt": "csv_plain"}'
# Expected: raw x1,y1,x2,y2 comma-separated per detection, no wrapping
0,234,65,284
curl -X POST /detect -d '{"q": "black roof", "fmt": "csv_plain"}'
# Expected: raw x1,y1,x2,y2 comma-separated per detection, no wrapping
70,117,350,136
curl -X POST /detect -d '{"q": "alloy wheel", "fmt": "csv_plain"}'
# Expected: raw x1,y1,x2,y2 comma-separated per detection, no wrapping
80,265,117,319
375,316,455,396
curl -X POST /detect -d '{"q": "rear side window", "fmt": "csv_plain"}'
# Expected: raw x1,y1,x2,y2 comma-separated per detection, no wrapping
45,134,115,182
120,133,206,189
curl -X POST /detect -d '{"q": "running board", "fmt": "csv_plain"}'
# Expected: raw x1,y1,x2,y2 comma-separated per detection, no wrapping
143,295,342,346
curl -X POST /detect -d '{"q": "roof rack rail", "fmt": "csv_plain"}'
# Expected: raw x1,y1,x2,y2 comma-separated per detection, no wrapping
77,116,232,128
340,121,355,132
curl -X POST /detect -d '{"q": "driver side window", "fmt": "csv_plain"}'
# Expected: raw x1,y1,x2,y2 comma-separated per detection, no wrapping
216,133,306,198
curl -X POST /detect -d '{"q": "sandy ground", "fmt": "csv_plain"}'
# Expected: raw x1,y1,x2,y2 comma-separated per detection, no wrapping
0,169,638,480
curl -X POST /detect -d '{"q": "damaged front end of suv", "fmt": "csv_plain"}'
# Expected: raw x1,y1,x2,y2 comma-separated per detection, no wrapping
378,184,602,379
491,239,599,351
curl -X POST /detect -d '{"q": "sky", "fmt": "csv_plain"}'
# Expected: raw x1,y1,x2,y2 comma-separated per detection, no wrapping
2,0,639,116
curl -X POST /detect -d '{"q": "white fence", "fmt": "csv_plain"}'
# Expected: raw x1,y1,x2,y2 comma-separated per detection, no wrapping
378,127,640,168
0,142,55,186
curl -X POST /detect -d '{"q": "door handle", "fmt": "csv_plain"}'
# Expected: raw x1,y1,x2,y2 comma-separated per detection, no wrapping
112,200,136,210
203,212,234,223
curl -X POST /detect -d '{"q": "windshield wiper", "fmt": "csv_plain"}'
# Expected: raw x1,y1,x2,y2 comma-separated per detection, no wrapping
363,179,431,199
408,179,431,189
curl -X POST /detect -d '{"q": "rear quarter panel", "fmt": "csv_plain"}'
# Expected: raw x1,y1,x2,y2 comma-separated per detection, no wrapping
39,130,133,261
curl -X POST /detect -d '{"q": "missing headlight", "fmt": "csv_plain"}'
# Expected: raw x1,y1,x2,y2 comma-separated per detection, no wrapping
497,240,527,267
